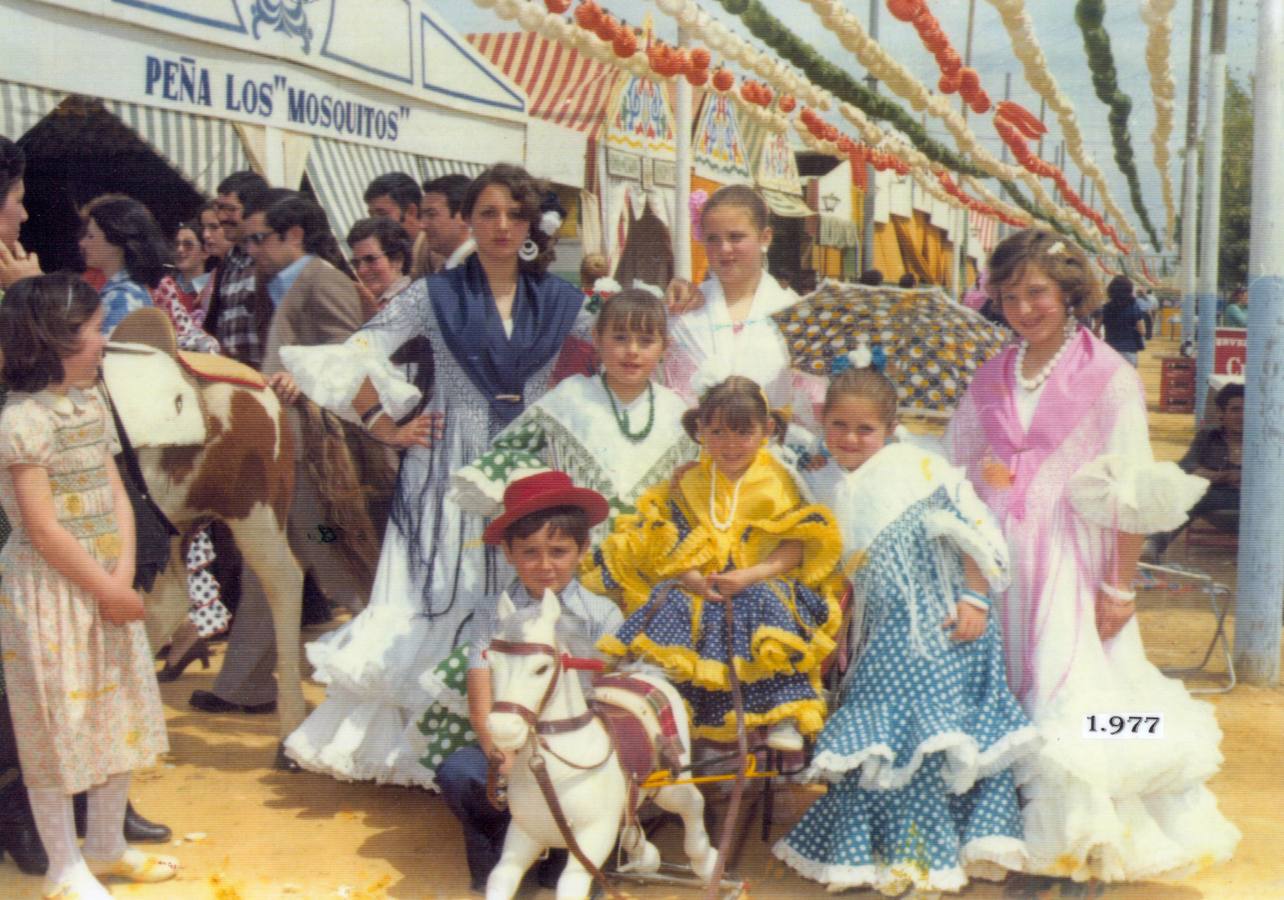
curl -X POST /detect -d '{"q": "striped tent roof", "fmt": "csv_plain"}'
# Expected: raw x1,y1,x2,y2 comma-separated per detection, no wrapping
467,32,619,140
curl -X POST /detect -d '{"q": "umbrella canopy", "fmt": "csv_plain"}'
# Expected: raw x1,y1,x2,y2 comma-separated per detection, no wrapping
772,281,1012,416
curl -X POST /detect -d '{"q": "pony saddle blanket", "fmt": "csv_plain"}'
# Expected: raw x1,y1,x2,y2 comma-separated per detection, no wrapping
177,351,267,390
591,674,684,785
103,342,206,450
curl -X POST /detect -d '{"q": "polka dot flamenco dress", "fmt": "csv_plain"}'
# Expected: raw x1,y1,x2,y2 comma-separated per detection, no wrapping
774,443,1039,895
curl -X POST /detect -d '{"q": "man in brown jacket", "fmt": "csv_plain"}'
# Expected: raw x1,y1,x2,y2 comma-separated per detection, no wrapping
189,193,369,738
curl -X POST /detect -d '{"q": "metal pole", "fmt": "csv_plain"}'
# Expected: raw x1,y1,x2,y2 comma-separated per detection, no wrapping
674,25,693,281
953,0,977,299
1195,0,1228,423
1037,97,1046,159
1233,0,1284,685
1180,0,1206,344
860,0,878,274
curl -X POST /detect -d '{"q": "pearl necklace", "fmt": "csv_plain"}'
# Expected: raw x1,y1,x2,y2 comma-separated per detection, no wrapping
708,463,745,532
1015,320,1078,392
601,375,655,443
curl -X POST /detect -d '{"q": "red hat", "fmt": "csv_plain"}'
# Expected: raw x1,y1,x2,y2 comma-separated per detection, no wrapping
482,471,610,545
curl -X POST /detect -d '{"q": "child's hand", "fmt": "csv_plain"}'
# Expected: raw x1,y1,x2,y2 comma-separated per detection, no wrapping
707,567,760,602
943,602,987,642
98,582,146,625
1094,591,1135,642
677,570,721,601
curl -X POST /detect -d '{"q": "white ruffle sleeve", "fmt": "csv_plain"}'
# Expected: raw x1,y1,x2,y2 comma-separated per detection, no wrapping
923,472,1011,597
279,287,427,425
1068,455,1209,534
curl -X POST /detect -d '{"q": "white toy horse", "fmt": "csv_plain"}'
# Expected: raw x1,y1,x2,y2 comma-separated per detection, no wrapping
485,588,718,900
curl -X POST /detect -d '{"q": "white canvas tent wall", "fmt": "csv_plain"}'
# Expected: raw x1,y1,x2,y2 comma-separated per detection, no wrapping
0,0,527,241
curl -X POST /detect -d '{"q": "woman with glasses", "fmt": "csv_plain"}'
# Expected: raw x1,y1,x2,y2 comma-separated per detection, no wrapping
79,196,218,354
346,216,412,320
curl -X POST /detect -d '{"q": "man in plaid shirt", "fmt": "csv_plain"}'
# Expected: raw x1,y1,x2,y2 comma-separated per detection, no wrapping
206,171,271,369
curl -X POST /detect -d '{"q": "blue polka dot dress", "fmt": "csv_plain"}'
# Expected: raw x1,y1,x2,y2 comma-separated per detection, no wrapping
774,443,1038,894
587,450,846,742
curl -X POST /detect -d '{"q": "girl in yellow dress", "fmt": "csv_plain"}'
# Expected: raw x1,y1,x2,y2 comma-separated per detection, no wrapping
0,275,176,899
584,376,845,751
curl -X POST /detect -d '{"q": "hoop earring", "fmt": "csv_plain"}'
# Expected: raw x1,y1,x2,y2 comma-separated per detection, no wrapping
518,239,540,262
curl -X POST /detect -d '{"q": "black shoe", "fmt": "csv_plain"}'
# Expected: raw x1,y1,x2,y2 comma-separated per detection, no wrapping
72,793,171,843
124,802,171,843
189,690,276,715
273,744,302,772
156,639,211,682
0,821,47,875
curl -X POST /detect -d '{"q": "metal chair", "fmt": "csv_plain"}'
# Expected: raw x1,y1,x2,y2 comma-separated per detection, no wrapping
1137,561,1236,694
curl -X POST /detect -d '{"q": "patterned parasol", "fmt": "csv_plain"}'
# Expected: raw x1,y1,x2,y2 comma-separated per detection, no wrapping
771,282,1012,416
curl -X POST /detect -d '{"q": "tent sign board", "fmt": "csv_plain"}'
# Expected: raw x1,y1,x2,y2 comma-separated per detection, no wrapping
692,93,751,184
603,75,676,160
5,0,525,160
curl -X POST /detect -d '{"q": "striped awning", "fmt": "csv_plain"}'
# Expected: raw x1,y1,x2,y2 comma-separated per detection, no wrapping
100,98,250,197
306,136,484,242
467,32,618,140
0,79,65,141
0,80,250,197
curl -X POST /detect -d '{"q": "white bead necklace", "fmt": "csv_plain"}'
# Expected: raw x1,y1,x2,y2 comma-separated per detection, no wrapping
1015,320,1078,392
708,463,745,532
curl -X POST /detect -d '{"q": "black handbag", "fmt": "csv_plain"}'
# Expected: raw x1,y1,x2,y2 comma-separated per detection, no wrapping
102,388,178,592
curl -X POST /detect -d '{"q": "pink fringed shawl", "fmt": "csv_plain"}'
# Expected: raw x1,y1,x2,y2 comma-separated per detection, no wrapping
947,328,1128,701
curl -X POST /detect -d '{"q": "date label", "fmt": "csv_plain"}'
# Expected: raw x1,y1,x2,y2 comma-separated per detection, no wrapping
1083,713,1164,739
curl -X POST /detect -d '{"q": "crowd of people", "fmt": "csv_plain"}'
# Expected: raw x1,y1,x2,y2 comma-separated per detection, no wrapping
0,130,1243,897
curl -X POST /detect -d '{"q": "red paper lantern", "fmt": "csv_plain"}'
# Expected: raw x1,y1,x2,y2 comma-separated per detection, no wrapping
938,71,960,94
613,30,637,59
712,68,735,93
778,94,796,113
690,47,711,70
671,49,691,77
759,85,774,106
969,91,991,115
937,47,961,77
887,0,923,22
686,67,709,87
957,67,981,96
545,0,572,13
646,43,666,72
574,1,600,30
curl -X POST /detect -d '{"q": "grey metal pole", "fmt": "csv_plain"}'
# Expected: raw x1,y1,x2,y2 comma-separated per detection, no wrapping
674,25,693,281
1195,0,1228,423
1233,0,1284,685
860,0,878,274
1180,0,1206,345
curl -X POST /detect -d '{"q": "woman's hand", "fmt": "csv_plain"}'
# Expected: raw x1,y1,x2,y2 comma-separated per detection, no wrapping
1095,590,1135,642
98,581,146,625
268,372,302,406
943,602,987,642
371,411,445,449
0,240,42,290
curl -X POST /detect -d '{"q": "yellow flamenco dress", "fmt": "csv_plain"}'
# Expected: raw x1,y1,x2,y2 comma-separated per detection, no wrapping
583,448,845,741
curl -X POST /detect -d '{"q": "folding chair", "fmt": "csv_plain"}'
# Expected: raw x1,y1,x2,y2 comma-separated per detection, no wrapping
1137,560,1236,694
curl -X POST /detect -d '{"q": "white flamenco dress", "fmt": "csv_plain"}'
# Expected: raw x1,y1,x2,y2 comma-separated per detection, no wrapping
946,332,1241,882
279,281,565,787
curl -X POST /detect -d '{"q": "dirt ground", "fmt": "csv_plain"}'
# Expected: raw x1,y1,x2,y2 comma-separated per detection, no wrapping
2,337,1280,899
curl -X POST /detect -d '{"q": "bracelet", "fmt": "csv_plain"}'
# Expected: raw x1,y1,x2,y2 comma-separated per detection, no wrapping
359,402,385,429
1099,582,1136,603
958,588,990,611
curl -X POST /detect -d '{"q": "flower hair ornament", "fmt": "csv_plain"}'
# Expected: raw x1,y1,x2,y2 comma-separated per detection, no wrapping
631,280,663,299
1045,240,1066,257
830,339,887,375
583,276,621,314
521,192,567,262
689,189,709,241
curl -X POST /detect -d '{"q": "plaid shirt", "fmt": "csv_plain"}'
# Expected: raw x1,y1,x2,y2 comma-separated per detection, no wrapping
212,246,265,368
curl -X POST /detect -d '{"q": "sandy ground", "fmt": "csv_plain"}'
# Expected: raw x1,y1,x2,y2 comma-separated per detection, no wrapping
2,337,1281,899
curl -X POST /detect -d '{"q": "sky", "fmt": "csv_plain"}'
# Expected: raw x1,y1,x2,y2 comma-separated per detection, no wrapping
438,0,1260,260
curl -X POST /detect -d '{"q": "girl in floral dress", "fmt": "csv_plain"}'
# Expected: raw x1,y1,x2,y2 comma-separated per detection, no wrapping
0,274,174,899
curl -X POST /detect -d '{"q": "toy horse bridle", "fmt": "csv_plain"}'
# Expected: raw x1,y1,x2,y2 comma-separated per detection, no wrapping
485,637,627,900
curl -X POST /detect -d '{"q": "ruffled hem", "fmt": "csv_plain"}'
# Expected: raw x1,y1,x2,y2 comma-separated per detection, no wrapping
601,627,835,690
691,696,827,742
807,725,1040,795
773,835,1026,895
1068,454,1209,534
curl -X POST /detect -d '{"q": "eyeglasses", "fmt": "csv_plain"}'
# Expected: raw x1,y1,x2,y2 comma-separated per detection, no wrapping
244,231,276,247
352,252,386,268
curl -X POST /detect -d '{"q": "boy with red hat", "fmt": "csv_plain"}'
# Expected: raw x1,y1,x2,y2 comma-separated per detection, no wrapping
435,470,623,894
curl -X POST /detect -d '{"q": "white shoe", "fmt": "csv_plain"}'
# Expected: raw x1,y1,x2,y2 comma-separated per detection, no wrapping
766,721,804,753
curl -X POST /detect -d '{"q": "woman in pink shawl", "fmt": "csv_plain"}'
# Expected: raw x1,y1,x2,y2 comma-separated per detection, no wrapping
945,229,1239,883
